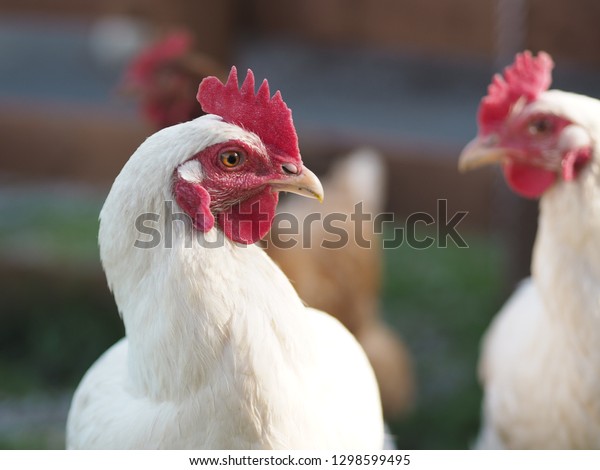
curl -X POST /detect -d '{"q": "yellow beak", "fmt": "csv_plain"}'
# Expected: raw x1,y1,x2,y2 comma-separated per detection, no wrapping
458,134,506,172
270,165,324,203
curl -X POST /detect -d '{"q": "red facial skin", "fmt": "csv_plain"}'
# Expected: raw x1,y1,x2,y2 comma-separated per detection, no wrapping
493,113,592,198
173,140,286,244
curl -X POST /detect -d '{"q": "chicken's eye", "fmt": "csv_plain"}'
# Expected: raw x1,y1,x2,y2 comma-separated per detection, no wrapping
528,117,553,135
220,151,244,168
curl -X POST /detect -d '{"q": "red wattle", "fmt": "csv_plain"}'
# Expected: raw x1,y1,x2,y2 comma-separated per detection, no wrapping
503,161,557,199
173,179,215,232
217,188,279,244
561,148,592,182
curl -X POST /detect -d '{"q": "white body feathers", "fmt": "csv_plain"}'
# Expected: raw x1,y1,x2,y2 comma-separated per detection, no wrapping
66,116,383,449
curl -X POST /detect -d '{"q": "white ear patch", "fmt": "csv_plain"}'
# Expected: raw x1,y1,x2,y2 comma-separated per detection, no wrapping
559,125,591,152
177,160,204,183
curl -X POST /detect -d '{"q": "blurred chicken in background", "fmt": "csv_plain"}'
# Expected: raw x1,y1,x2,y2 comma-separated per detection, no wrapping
265,148,415,418
460,51,600,449
123,31,415,420
120,30,226,129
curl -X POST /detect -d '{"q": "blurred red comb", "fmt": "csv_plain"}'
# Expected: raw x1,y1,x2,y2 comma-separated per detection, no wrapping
125,31,192,85
479,51,554,134
197,67,300,162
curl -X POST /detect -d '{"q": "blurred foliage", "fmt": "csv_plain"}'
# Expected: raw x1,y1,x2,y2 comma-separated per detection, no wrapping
0,188,101,264
0,190,122,396
381,228,506,449
0,268,123,395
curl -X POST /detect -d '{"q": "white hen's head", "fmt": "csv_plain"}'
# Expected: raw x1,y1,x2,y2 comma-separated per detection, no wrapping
459,51,600,200
105,67,322,237
99,67,323,294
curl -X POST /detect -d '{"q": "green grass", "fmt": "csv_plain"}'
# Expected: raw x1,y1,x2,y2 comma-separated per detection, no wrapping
0,273,124,395
0,429,65,450
0,189,101,264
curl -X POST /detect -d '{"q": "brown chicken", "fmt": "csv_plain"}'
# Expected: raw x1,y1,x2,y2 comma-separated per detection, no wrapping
264,148,414,418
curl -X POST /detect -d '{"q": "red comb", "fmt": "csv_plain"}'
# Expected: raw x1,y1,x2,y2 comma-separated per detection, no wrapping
197,67,300,162
126,31,192,85
479,51,554,134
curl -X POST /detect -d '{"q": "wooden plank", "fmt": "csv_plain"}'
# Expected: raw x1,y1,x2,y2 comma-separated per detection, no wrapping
0,100,148,186
528,0,600,67
250,0,496,58
0,0,235,62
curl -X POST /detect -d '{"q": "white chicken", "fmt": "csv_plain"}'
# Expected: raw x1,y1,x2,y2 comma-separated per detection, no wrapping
121,32,414,421
460,51,600,448
66,68,383,449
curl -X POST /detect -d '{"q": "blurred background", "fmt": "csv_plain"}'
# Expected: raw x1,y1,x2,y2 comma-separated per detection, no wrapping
2,0,600,449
